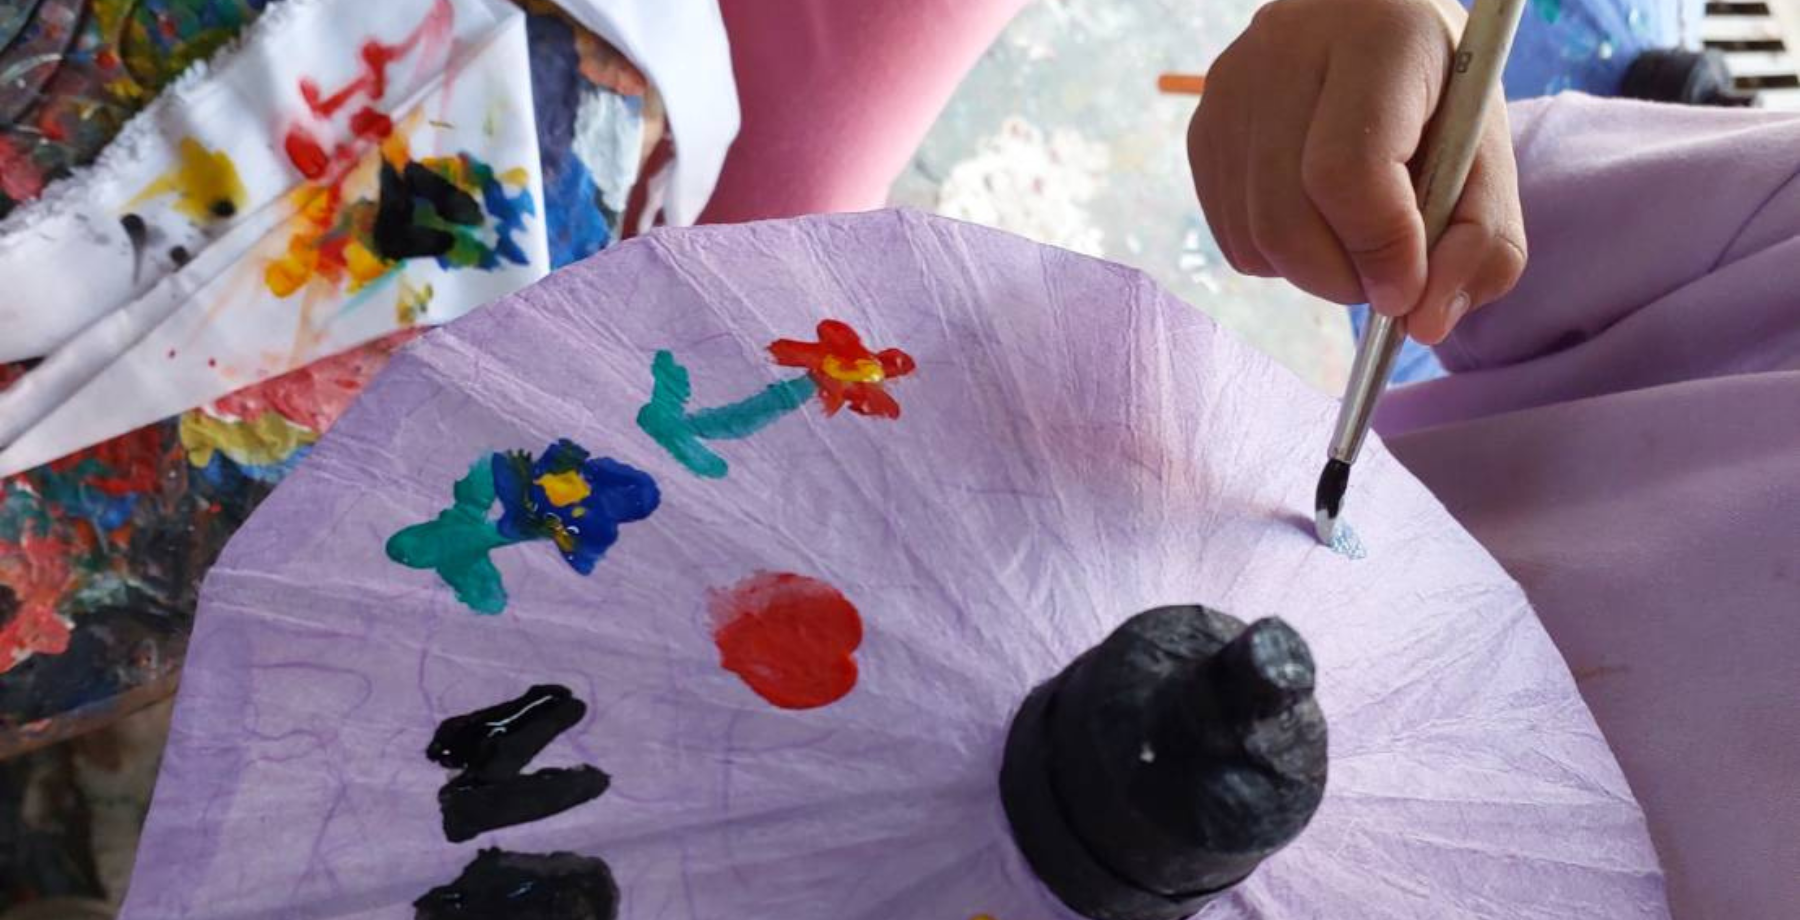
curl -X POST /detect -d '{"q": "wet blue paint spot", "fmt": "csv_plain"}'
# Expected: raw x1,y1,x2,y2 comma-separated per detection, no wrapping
1330,523,1367,560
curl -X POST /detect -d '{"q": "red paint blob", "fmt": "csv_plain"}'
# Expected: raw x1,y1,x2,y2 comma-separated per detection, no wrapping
284,129,329,179
349,107,394,140
301,0,453,119
0,535,75,675
0,137,44,201
710,572,863,710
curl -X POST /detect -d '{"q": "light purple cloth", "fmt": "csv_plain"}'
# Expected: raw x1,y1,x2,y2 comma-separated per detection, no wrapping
1380,94,1800,920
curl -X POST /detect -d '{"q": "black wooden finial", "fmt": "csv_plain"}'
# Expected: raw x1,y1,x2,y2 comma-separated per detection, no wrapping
1000,606,1328,920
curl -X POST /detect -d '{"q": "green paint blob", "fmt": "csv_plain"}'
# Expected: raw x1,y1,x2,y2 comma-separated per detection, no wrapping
1531,0,1562,24
386,460,521,614
637,350,816,479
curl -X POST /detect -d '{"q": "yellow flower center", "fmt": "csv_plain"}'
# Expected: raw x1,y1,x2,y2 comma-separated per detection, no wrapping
535,469,592,507
821,355,884,384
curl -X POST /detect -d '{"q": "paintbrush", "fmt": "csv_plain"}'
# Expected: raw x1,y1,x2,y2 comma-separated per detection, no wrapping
1314,0,1529,547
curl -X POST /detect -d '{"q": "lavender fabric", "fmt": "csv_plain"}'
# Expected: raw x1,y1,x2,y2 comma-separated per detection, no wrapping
121,210,1662,918
1379,94,1800,919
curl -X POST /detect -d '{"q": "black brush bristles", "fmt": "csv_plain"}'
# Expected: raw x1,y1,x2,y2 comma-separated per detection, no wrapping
1314,459,1351,546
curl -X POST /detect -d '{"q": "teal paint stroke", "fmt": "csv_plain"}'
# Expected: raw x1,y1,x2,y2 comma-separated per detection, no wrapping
386,459,522,614
1530,0,1562,24
637,350,816,479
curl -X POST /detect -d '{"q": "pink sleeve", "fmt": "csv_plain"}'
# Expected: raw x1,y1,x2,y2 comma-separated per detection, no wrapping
699,0,1029,224
1380,94,1800,431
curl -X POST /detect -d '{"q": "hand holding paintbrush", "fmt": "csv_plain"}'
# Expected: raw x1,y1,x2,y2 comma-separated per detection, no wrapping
1184,0,1529,539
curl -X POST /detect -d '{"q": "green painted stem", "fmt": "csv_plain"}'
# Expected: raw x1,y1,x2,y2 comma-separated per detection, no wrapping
687,376,817,440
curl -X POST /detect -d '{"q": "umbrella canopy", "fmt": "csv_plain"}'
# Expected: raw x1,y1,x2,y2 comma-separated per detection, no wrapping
121,210,1666,919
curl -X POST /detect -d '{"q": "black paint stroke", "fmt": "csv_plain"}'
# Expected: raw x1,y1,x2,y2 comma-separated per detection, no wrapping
414,848,619,920
168,245,190,268
428,684,610,843
439,767,610,844
120,212,147,282
373,160,482,261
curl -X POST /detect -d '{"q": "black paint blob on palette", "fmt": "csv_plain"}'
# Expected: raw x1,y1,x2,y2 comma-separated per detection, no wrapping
413,848,619,920
427,684,611,843
121,213,149,282
374,160,483,260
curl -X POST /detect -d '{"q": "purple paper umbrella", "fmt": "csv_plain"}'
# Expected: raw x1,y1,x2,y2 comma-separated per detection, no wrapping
120,210,1667,920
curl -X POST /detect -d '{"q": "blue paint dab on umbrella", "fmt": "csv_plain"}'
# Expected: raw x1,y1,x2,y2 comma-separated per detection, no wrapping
1330,524,1367,560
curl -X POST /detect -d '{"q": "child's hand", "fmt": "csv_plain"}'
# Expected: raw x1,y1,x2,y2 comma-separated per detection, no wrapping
1187,0,1526,344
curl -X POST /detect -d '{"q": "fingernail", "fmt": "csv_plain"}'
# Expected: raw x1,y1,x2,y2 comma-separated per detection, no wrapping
1446,290,1472,327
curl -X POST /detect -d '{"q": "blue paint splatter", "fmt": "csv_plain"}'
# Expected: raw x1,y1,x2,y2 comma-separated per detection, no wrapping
524,8,616,269
1329,523,1367,560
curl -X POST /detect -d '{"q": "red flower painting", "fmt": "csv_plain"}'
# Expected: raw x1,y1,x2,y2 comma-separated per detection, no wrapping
769,320,916,418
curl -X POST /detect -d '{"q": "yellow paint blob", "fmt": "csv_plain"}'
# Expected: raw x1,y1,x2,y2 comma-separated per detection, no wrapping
396,280,434,325
180,410,318,469
535,469,592,507
265,238,318,297
343,240,389,289
130,138,247,224
499,166,531,187
821,355,885,384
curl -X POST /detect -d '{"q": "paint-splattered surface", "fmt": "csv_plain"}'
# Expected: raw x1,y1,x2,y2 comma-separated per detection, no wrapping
0,0,272,217
0,0,660,758
0,333,414,755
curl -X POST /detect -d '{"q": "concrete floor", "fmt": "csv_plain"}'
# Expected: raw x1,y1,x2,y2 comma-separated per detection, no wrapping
889,0,1354,394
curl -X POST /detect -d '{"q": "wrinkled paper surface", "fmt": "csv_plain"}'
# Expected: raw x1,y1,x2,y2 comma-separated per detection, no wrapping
122,211,1666,919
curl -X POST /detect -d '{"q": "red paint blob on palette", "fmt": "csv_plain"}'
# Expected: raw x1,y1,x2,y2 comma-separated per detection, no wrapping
349,108,394,140
710,572,863,710
284,129,329,179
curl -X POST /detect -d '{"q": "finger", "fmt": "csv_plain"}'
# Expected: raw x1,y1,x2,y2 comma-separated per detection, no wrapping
1189,39,1274,277
1244,33,1363,302
1406,106,1526,344
1406,233,1526,344
1300,4,1453,316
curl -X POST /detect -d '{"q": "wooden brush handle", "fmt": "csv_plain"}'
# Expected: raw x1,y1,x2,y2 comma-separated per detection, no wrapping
1413,0,1531,245
1328,0,1529,468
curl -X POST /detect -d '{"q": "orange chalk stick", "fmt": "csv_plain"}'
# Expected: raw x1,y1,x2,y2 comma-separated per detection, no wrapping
1156,73,1207,95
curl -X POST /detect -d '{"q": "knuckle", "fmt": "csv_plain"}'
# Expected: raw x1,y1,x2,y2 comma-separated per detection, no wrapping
1338,214,1418,264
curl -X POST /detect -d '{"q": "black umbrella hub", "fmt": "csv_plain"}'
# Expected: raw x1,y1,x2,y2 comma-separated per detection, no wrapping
1001,606,1328,920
